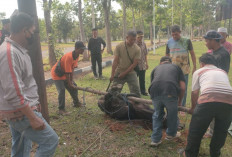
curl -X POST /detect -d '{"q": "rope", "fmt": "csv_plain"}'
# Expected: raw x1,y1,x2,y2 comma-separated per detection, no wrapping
121,94,131,121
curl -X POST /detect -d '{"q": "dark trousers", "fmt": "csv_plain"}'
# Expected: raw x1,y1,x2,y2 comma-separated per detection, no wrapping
185,102,232,157
91,53,102,77
54,80,79,110
137,70,146,94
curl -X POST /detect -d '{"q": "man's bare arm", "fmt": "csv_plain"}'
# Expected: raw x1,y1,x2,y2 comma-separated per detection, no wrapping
190,50,197,74
110,56,119,82
178,81,186,106
66,73,76,89
189,90,199,114
119,59,139,79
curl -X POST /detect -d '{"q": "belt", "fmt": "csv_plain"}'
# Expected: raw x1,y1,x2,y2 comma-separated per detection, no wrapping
1,104,40,122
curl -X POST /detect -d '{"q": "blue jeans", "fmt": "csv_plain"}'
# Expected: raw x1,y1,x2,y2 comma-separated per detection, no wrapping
182,74,189,107
7,111,59,157
151,96,179,142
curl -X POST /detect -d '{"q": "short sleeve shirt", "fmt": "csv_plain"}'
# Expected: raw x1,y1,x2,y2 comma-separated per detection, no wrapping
166,37,193,74
51,51,79,80
114,42,141,74
192,65,232,105
148,63,185,99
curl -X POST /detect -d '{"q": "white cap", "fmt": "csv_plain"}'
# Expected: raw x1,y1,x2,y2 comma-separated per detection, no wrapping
217,27,228,34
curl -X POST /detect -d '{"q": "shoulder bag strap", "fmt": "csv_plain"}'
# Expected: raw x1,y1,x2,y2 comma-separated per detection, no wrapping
125,42,133,64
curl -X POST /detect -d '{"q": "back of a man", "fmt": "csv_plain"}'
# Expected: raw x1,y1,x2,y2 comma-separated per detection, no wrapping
185,53,232,157
149,56,185,147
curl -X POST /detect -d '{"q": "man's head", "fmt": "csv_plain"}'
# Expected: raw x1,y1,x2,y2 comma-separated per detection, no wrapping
126,30,137,46
10,12,35,46
199,53,217,68
160,56,172,64
171,25,181,41
92,28,98,38
203,30,222,50
136,30,144,43
1,19,10,32
217,27,228,43
73,41,87,59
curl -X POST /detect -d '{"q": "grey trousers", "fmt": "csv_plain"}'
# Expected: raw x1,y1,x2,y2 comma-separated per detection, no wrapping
54,80,79,110
111,72,141,97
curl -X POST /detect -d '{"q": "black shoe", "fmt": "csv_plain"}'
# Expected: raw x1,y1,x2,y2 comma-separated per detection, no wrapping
142,92,149,96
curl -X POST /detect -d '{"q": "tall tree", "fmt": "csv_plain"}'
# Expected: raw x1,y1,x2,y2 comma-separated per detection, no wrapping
43,0,57,67
122,0,127,39
91,0,96,28
72,0,88,60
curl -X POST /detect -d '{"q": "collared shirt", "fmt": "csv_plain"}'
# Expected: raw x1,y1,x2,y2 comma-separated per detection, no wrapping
222,41,232,55
136,41,148,70
212,46,230,73
114,42,141,74
166,37,193,74
0,38,39,113
192,65,232,105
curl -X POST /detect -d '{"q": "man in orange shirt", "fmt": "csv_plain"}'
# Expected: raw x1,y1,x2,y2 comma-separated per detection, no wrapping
51,41,86,114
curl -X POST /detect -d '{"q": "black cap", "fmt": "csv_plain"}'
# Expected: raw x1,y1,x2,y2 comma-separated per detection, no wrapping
203,30,223,40
75,41,87,50
1,19,10,25
160,56,172,63
92,28,98,31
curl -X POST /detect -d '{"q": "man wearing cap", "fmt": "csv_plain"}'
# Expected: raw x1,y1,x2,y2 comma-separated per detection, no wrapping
136,30,149,96
51,41,86,114
204,30,230,73
0,19,10,45
149,56,185,146
166,25,196,109
88,28,106,79
218,27,232,55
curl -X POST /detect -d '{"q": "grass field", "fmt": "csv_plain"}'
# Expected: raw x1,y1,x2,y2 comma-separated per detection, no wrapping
0,40,232,157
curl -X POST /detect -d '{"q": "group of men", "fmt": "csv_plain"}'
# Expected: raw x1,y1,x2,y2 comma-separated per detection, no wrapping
0,11,232,157
149,25,232,157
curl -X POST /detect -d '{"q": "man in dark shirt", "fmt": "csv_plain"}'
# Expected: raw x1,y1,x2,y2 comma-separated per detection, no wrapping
88,28,106,79
0,19,10,45
204,30,230,73
149,56,185,146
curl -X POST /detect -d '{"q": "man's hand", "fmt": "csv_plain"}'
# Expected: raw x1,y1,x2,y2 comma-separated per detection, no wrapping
101,49,104,54
188,108,194,115
118,72,126,79
30,116,46,130
110,75,114,82
146,64,149,70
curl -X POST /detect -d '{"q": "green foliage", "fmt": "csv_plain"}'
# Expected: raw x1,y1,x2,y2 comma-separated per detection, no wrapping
38,19,47,42
52,1,74,43
0,12,6,30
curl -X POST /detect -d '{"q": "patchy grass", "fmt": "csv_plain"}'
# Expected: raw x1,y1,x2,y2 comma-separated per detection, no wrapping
0,41,232,157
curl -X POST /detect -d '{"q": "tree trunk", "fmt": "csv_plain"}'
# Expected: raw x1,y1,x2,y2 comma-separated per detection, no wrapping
103,0,112,54
150,21,154,44
122,0,127,39
132,7,136,31
43,0,57,68
91,0,95,28
140,12,145,33
18,0,49,122
78,0,88,61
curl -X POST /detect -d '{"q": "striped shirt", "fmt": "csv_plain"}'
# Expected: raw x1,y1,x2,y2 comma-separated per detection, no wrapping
192,65,232,105
0,38,39,113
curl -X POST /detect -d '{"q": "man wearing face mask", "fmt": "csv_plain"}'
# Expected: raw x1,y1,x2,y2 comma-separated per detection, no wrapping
51,41,86,114
0,13,58,157
110,31,141,97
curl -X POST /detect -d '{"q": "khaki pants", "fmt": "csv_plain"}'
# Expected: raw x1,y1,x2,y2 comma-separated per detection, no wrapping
111,72,141,97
